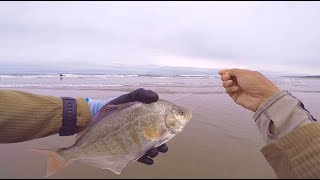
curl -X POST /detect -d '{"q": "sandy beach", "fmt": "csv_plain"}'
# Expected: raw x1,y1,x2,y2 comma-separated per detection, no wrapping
0,83,319,178
2,1,320,178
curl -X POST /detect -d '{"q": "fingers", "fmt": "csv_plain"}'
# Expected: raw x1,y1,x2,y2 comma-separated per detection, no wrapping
108,88,159,105
220,73,231,81
218,69,230,75
219,69,240,90
226,91,233,98
219,69,241,100
219,68,243,78
228,68,244,77
137,155,154,165
223,80,233,88
137,147,159,165
137,144,168,165
225,86,238,93
131,88,159,104
157,144,168,153
145,147,159,158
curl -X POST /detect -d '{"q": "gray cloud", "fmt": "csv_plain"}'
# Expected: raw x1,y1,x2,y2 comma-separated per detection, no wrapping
0,1,320,74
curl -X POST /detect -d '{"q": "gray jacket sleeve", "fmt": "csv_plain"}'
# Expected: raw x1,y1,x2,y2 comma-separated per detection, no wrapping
253,90,317,145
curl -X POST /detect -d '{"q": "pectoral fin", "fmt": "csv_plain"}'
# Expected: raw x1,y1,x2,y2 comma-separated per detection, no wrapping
139,114,167,141
165,113,177,129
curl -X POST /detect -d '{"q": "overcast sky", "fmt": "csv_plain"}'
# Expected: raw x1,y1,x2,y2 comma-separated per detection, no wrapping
1,1,320,75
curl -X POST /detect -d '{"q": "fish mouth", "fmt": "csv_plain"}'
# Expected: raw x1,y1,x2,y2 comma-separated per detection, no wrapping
188,111,192,120
185,110,192,121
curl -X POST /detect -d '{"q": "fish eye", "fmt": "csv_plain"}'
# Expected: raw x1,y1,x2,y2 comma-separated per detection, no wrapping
178,110,184,115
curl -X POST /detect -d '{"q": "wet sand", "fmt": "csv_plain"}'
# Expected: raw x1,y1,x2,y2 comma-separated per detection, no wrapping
0,87,319,178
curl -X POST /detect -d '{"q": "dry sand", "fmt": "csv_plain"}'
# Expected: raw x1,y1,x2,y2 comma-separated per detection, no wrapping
0,87,319,179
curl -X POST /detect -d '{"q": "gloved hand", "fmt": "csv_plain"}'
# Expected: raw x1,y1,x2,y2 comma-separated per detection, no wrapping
86,88,168,165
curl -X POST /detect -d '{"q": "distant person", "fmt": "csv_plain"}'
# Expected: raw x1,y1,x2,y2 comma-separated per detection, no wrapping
60,74,63,80
0,88,167,165
219,68,319,178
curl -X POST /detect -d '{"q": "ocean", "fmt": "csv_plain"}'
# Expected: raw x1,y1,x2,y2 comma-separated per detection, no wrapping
0,72,319,93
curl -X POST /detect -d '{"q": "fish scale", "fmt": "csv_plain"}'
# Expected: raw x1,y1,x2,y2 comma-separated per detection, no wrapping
36,99,192,176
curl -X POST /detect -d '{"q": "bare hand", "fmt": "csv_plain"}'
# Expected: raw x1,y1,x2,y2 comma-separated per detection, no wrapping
218,69,279,112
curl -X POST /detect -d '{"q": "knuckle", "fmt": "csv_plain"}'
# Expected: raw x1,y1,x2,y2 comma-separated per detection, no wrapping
223,82,227,88
136,88,145,92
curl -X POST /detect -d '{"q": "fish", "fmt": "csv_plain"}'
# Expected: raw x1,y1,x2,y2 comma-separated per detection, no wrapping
33,99,192,177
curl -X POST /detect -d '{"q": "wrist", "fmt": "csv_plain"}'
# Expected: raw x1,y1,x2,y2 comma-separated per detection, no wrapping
85,98,113,118
260,86,280,108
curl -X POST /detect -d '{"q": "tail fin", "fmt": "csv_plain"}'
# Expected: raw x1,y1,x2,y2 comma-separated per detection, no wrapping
29,149,71,177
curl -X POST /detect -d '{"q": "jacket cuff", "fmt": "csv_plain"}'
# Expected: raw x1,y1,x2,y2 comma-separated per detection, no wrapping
254,90,314,144
76,98,92,127
253,90,290,121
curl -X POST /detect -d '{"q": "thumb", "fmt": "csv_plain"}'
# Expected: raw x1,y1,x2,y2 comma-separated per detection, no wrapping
218,69,230,75
227,68,243,77
130,88,159,104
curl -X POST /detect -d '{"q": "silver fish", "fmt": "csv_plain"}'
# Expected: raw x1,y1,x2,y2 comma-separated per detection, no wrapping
34,99,192,176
